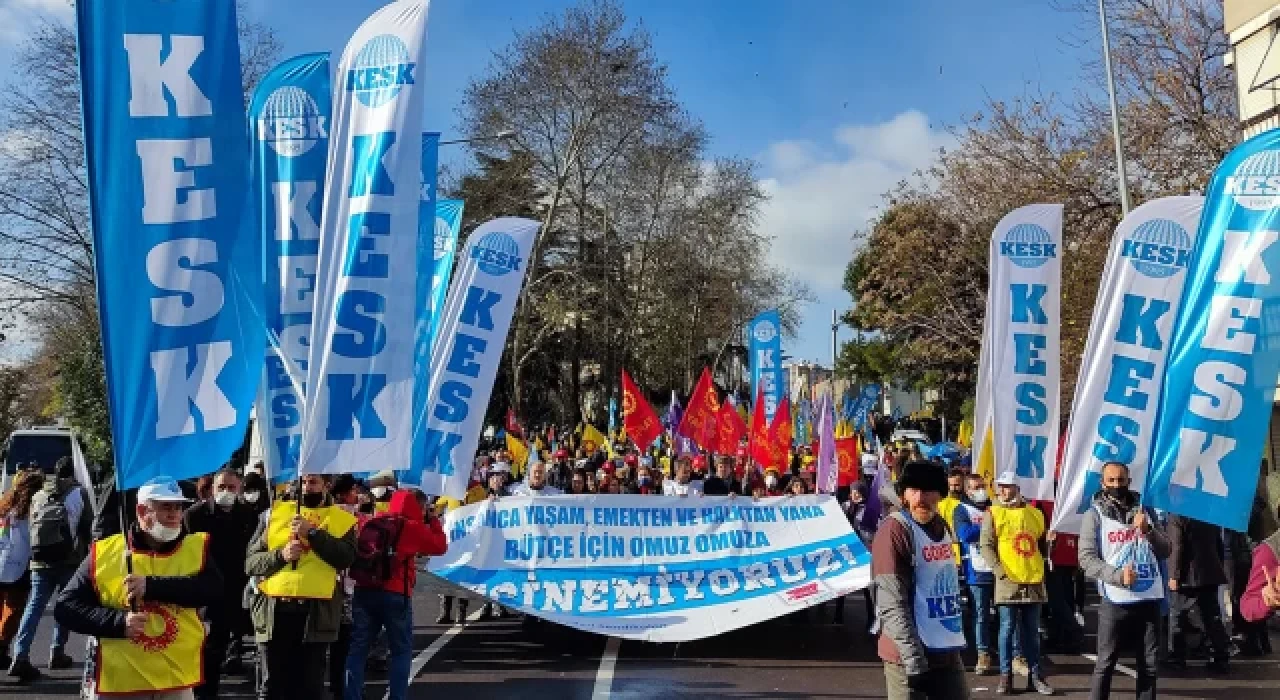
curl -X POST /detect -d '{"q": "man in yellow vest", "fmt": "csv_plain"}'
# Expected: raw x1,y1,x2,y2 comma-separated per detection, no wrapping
937,467,969,569
53,476,222,699
980,471,1053,696
246,473,356,700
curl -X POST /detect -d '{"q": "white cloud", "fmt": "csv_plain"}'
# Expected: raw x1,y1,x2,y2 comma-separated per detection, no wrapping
758,110,953,297
0,0,74,47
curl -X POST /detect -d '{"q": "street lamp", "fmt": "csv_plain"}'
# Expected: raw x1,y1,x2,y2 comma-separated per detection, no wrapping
439,130,516,147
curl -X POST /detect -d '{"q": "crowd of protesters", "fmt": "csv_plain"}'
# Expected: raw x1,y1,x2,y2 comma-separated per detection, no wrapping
1,429,1280,699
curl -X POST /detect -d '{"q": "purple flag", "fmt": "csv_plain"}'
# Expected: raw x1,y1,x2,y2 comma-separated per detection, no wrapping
664,391,683,431
816,393,838,494
861,456,885,532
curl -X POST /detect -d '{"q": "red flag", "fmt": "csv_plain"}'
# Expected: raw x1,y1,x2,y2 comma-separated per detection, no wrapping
505,408,523,437
764,397,793,470
749,385,770,467
677,368,720,452
715,398,748,455
835,437,860,486
621,370,663,452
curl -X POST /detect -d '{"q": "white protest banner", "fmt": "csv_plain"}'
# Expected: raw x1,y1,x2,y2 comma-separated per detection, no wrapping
428,494,871,642
1053,197,1203,533
300,1,429,474
417,217,541,499
972,204,1063,500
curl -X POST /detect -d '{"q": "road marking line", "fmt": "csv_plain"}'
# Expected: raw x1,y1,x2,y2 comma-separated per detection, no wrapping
593,636,621,699
388,606,485,700
1081,653,1138,679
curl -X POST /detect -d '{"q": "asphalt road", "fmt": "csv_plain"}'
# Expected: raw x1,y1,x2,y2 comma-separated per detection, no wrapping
5,576,1280,699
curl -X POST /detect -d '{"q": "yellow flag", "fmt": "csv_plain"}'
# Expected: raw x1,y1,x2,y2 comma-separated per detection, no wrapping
506,433,529,478
976,425,995,485
957,419,973,448
582,424,608,456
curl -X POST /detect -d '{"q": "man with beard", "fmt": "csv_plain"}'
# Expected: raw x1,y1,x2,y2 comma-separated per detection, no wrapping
510,461,562,497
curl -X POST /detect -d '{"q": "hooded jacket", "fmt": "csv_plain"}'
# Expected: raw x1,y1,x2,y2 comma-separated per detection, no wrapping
362,490,448,597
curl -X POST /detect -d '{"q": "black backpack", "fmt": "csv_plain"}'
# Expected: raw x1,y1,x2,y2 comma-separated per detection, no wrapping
349,516,407,592
30,481,74,564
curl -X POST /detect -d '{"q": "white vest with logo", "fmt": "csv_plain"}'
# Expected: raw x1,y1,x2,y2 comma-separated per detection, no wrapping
959,503,993,574
896,512,967,651
1094,506,1164,605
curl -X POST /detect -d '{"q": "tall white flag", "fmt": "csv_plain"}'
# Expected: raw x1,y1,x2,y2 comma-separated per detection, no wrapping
972,204,1063,500
1053,196,1203,533
300,1,430,474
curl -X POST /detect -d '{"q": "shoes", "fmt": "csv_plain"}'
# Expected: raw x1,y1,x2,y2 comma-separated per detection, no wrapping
7,659,41,684
48,651,73,670
1028,673,1054,696
996,674,1013,695
1012,656,1030,677
974,652,994,676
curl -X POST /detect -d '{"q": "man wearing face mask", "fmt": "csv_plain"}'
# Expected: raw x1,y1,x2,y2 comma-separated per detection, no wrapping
54,477,223,699
1078,462,1171,700
240,471,270,516
368,471,397,514
762,467,785,497
183,469,259,699
952,472,996,675
247,474,357,700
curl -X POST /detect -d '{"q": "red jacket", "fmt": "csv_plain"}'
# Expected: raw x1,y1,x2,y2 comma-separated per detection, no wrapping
1034,500,1079,567
366,490,448,595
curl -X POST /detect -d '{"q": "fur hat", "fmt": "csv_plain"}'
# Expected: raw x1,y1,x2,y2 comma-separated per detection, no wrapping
894,460,948,497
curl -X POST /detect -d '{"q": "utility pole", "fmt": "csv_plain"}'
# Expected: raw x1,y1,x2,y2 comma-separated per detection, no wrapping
830,309,839,370
1098,0,1131,215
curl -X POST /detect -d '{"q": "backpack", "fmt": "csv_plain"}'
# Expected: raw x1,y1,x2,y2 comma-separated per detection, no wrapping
30,481,74,565
349,515,407,591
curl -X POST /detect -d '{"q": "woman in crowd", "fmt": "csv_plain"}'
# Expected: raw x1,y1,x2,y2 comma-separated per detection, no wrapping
788,475,809,496
0,471,42,669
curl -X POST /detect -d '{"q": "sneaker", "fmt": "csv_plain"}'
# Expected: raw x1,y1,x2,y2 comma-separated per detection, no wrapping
996,674,1013,695
1012,656,1030,677
48,651,73,670
7,659,41,684
1028,673,1054,695
975,652,993,675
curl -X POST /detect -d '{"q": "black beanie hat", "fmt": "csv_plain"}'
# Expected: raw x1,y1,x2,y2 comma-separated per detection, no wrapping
895,460,948,497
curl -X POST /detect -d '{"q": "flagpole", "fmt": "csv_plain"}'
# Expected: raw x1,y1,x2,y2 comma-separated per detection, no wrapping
1098,0,1131,215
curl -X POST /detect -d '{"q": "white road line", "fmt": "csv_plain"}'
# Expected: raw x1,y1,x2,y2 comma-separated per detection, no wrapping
1081,653,1138,679
387,606,484,700
592,636,622,699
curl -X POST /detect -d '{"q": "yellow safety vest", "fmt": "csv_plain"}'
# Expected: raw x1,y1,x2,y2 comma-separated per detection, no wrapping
259,500,358,600
91,532,208,696
938,496,963,565
990,504,1046,584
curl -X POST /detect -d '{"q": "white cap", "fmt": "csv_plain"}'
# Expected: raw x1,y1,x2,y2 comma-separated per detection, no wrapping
137,477,191,503
995,471,1018,486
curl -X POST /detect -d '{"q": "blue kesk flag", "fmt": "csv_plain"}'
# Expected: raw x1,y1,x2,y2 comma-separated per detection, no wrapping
1146,129,1280,531
749,310,784,422
77,0,264,488
251,52,331,484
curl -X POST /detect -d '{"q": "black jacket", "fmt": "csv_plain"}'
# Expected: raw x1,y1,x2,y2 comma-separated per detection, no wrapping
53,524,223,639
183,498,258,594
1167,514,1227,590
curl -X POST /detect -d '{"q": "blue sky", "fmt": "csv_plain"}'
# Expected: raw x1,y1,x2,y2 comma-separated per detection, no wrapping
0,0,1097,365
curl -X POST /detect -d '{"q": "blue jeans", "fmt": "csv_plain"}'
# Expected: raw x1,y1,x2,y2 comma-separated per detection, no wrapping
345,588,413,700
13,567,72,662
998,603,1041,675
970,583,994,653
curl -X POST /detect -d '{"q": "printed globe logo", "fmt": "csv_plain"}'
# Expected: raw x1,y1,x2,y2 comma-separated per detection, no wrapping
622,391,637,417
433,216,451,260
347,34,415,108
753,320,778,344
999,224,1056,269
928,569,964,633
471,232,522,276
1115,540,1157,593
1121,218,1192,279
1224,148,1280,211
257,87,327,157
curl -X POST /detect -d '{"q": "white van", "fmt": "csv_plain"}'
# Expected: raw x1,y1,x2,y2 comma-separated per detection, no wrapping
0,427,91,492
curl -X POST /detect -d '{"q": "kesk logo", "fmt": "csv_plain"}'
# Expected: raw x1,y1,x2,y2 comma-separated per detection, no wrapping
1224,148,1280,211
257,87,327,157
347,34,415,108
927,569,964,633
999,223,1056,269
433,216,451,260
1114,539,1158,593
1121,219,1192,279
753,320,778,344
471,232,522,277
